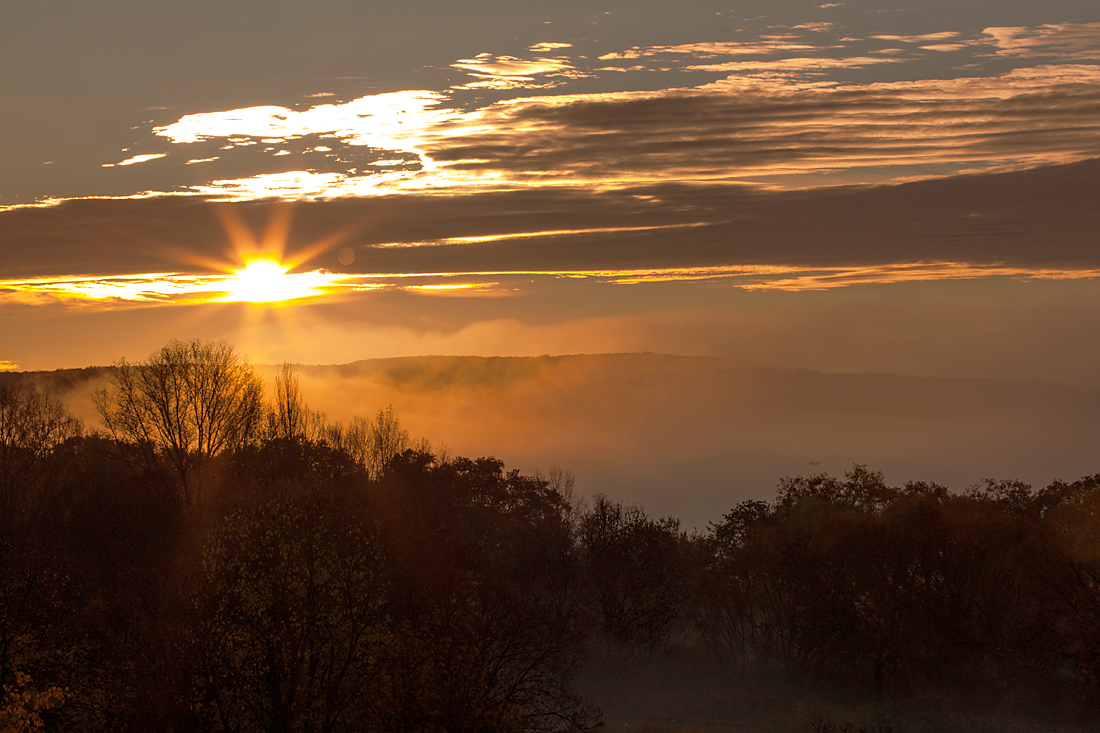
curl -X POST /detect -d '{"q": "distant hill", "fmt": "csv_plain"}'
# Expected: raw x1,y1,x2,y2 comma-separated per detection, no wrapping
5,353,1099,529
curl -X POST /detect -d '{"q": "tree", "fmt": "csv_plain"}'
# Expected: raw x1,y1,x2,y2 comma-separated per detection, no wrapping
698,500,773,669
0,384,83,514
332,406,421,481
0,671,66,733
372,452,598,732
196,493,389,733
579,495,687,650
93,339,265,505
267,363,326,443
360,406,412,480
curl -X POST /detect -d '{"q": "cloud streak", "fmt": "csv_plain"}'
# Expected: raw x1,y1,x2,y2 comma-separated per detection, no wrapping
450,52,586,90
424,65,1100,188
5,260,1099,311
984,22,1100,61
3,19,1068,208
3,156,1099,289
129,54,1100,202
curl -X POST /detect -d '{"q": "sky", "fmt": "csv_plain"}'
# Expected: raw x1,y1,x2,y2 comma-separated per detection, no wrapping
2,1,1100,507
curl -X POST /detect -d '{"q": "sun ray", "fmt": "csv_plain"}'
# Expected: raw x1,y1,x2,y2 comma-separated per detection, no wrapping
290,217,375,266
258,203,294,256
211,204,259,251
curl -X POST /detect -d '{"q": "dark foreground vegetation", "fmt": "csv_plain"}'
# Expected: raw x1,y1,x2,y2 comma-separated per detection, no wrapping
3,340,1100,732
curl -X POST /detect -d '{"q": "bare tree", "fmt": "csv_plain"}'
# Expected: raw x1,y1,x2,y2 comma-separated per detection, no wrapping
0,384,83,510
267,363,326,442
0,384,83,458
330,406,421,480
93,339,265,505
363,406,411,479
263,363,425,480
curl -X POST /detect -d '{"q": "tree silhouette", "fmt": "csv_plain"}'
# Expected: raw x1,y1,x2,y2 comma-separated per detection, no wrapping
93,339,265,505
579,495,686,650
372,452,599,732
0,384,83,515
196,493,388,733
267,363,326,443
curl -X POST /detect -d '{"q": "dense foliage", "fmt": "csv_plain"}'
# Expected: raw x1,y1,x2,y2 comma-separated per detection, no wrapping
3,342,1100,730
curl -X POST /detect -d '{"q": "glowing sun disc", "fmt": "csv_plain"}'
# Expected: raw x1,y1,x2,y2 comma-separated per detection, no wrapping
222,256,316,303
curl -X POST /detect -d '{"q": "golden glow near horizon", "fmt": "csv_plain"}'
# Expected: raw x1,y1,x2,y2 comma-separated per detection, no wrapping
3,262,1098,310
0,264,353,308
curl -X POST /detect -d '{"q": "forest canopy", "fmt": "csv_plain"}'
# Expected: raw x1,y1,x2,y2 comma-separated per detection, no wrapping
2,339,1100,732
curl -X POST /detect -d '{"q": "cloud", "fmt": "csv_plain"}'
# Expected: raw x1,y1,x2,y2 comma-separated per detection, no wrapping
683,55,902,72
66,21,1082,205
983,22,1100,60
153,91,462,166
192,171,360,199
598,40,818,61
450,52,585,90
528,42,572,52
10,260,1097,310
871,32,960,43
919,44,969,52
101,152,168,168
0,266,366,308
416,65,1100,190
3,158,1100,292
140,41,1100,199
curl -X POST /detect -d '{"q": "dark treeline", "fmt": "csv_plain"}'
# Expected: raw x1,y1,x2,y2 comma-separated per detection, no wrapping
2,340,1100,731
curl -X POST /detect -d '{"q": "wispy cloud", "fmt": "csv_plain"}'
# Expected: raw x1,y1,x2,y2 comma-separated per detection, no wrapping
113,18,1097,203
450,52,585,90
6,151,1097,297
101,152,168,168
598,40,818,61
528,42,572,52
0,18,1082,212
154,91,462,159
418,64,1100,188
871,32,960,43
0,269,361,308
5,259,1098,310
983,22,1100,60
137,61,1100,202
683,55,902,72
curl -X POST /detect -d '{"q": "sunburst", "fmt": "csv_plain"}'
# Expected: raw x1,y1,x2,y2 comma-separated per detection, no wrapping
220,254,330,304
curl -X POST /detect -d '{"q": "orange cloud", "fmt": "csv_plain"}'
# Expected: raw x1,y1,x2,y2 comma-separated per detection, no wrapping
983,23,1100,60
450,52,586,90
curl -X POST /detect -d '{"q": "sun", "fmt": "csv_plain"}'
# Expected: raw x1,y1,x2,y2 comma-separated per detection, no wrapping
222,255,319,304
